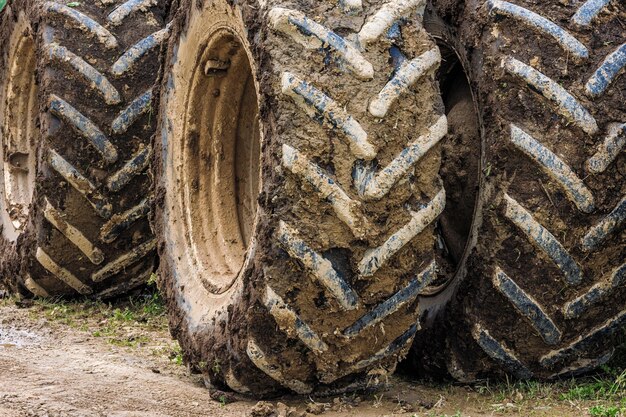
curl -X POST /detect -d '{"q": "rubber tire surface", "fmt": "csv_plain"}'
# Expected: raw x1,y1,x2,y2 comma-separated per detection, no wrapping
431,0,626,381
0,0,167,298
156,0,447,396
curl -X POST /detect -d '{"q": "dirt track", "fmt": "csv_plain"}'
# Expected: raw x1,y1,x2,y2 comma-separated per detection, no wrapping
0,304,244,416
0,299,622,417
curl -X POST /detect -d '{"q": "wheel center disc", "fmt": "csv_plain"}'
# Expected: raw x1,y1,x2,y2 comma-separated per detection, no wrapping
181,29,261,294
0,17,38,241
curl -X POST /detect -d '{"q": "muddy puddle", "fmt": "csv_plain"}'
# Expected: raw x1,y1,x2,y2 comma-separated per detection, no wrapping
0,326,42,348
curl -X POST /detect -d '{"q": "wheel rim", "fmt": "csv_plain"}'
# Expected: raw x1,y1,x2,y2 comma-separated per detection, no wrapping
180,28,261,294
0,15,38,241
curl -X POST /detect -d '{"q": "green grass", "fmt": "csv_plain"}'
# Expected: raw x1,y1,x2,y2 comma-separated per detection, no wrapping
474,367,625,399
471,364,626,416
560,366,625,401
1,281,188,366
170,343,184,366
589,404,626,417
562,367,626,417
26,279,168,349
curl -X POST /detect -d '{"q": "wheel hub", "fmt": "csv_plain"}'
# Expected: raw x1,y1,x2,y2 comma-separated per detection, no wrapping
0,15,38,241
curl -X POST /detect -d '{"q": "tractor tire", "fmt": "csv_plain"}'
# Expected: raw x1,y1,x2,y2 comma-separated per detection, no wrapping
426,0,626,381
155,0,447,396
0,0,168,298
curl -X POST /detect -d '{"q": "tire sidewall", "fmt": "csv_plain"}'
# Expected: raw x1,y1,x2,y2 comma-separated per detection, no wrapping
156,0,275,394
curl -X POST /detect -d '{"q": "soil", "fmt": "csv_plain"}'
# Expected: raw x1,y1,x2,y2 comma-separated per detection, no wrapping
0,299,620,417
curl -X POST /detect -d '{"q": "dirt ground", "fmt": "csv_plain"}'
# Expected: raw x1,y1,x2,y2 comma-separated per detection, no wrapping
0,294,624,417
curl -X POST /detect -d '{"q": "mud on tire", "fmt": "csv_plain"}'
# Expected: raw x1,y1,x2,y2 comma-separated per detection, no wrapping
430,0,626,380
0,0,168,297
156,0,447,395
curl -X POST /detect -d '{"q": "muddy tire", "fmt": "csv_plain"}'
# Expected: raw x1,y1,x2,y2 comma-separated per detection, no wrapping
0,0,168,297
156,0,447,395
426,0,626,380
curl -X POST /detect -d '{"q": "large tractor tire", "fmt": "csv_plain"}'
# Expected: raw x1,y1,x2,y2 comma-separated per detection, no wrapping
418,0,626,381
156,0,447,396
0,0,167,298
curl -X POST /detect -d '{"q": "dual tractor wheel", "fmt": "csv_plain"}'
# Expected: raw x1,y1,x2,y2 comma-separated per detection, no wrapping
0,0,166,297
1,0,624,396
